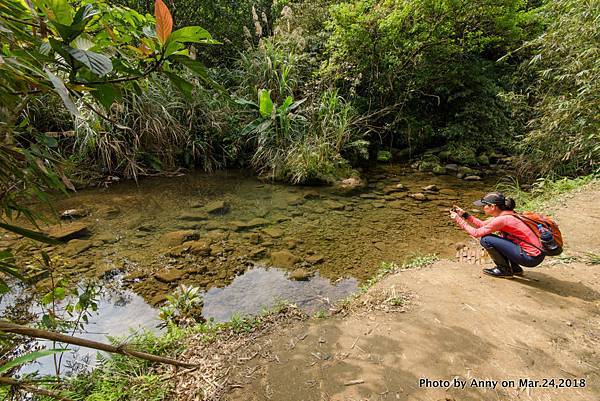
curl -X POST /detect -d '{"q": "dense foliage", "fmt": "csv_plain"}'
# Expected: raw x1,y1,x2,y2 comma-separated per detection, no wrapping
515,0,599,176
2,0,597,183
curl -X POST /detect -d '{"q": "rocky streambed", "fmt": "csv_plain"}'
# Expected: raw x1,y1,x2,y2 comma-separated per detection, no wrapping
2,163,503,312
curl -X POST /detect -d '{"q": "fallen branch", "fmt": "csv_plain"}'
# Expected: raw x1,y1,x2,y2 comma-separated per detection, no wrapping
0,321,196,368
0,376,72,401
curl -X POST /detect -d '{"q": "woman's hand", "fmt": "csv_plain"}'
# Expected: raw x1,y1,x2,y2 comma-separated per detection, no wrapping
449,210,458,219
452,205,466,217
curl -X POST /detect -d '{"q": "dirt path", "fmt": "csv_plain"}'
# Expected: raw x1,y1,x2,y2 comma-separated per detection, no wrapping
216,183,600,401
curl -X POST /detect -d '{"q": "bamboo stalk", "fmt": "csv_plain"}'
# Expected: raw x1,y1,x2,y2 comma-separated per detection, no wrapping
0,321,196,368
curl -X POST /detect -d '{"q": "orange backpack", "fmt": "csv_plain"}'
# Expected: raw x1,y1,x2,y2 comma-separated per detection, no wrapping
513,212,564,255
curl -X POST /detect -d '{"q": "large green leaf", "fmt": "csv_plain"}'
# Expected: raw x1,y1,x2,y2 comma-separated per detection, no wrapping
36,0,73,25
66,48,112,77
258,89,273,118
171,56,226,94
0,222,61,245
0,349,70,374
164,71,193,100
44,68,80,117
169,26,218,44
91,84,121,110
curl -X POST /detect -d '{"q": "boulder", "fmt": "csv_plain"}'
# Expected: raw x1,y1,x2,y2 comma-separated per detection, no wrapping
203,200,230,215
159,230,199,247
45,222,89,241
289,268,312,281
271,250,301,268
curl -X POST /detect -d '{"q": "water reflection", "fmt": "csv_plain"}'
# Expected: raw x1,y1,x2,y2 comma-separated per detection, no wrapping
202,265,358,322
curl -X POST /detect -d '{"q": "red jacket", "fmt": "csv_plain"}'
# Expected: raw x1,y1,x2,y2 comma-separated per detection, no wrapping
454,211,542,256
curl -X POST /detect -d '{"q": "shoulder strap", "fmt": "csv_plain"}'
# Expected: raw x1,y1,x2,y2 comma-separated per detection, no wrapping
507,214,545,254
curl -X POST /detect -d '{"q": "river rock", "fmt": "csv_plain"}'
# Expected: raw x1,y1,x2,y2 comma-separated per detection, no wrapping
445,164,459,172
187,240,212,256
286,195,305,206
150,293,168,306
155,269,186,283
422,185,439,192
372,202,385,208
458,166,478,176
60,208,90,220
306,255,324,265
123,271,147,282
464,175,482,181
248,247,267,259
231,218,269,231
303,190,321,199
160,230,199,247
333,177,366,195
203,200,230,215
178,212,209,221
262,227,283,238
439,188,458,196
323,200,345,211
271,214,291,223
166,244,190,257
45,222,89,241
271,250,301,268
289,268,312,281
63,239,93,256
383,183,406,194
409,193,429,201
359,193,378,199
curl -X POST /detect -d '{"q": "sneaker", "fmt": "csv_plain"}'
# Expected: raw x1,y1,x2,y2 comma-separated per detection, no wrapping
511,265,524,276
483,267,513,278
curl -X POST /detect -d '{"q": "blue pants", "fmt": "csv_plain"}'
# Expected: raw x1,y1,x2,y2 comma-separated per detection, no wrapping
480,235,544,269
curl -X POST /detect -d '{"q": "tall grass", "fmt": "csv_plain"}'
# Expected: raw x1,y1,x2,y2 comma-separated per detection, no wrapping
497,175,597,212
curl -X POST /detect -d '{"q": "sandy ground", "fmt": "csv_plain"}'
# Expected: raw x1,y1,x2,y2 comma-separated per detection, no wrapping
207,183,600,401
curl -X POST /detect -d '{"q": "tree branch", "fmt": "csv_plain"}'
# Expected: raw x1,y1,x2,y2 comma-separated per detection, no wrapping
0,321,196,368
0,376,72,401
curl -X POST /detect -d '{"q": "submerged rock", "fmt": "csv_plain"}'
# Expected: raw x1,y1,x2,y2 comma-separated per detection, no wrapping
271,250,301,268
155,269,186,283
45,222,89,241
160,230,199,247
187,240,212,256
306,254,324,265
408,193,429,201
63,239,94,256
203,200,230,215
323,200,345,210
289,268,312,281
333,177,366,195
60,208,90,220
231,218,270,231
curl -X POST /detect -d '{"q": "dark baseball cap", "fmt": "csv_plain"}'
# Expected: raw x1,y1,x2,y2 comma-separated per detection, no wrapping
473,192,505,207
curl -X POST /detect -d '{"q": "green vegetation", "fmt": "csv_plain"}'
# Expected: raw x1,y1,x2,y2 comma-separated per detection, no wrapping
361,255,439,291
498,175,597,212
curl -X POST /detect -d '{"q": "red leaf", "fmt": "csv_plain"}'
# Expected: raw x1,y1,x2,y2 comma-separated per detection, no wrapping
154,0,173,44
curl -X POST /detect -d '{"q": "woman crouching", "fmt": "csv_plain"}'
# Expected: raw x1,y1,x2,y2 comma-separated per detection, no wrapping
450,192,544,278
